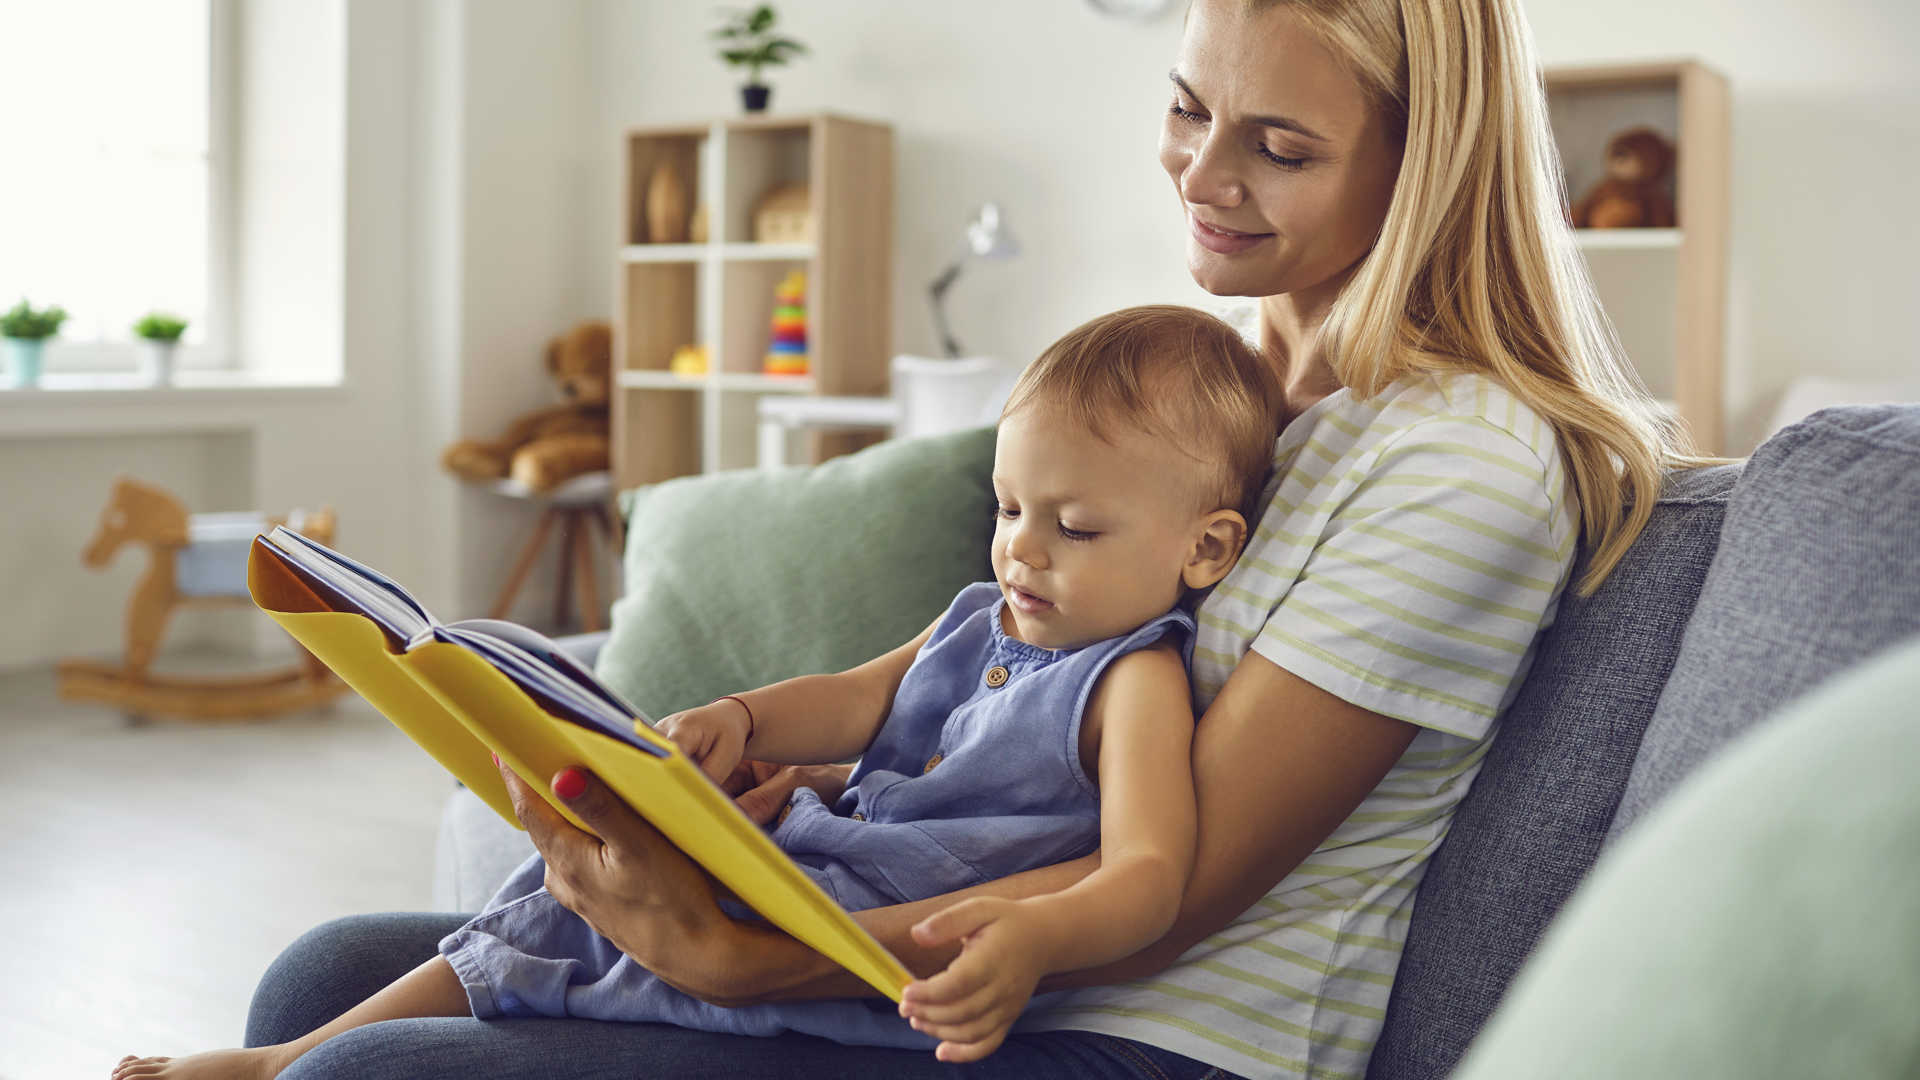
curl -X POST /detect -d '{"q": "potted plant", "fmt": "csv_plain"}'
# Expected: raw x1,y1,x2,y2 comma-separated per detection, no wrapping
0,299,68,389
133,312,189,385
712,5,806,113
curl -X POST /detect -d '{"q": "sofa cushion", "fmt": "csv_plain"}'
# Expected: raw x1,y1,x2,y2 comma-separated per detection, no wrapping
1368,464,1741,1080
1452,633,1920,1080
1609,404,1920,839
597,427,997,721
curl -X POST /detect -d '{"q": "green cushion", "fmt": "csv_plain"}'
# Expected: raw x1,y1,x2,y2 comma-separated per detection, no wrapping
1453,633,1920,1080
597,427,997,721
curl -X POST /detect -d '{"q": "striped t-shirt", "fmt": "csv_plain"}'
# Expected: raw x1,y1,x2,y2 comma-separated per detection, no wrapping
1023,371,1579,1079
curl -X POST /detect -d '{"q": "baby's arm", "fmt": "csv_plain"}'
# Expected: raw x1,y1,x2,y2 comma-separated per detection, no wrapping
660,618,937,783
899,641,1198,1062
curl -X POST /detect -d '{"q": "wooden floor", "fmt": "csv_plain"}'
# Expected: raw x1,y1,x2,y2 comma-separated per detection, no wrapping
0,652,451,1080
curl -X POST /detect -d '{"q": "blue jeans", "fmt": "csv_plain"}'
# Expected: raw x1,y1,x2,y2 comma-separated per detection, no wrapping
246,913,1244,1080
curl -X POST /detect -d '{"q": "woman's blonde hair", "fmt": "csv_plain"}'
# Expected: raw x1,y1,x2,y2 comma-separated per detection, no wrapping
1249,0,1698,594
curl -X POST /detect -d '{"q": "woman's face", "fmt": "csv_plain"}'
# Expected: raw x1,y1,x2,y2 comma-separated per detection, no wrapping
1161,0,1402,300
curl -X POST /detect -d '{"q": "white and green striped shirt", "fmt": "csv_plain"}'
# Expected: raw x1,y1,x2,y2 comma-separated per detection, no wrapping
1024,372,1579,1079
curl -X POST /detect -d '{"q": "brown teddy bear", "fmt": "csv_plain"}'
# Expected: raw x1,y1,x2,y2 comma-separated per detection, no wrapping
1571,127,1677,229
441,321,613,494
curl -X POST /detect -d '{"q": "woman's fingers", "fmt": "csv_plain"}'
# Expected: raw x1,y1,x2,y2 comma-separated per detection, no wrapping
497,758,573,843
495,761,618,893
544,765,684,873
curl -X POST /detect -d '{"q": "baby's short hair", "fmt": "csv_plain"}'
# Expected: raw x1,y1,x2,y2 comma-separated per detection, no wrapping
1003,305,1284,520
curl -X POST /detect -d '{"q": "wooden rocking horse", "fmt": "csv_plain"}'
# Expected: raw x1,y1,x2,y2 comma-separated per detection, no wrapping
57,476,352,722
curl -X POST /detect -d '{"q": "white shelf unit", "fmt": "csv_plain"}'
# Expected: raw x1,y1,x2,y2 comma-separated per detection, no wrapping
612,115,892,487
1548,60,1730,453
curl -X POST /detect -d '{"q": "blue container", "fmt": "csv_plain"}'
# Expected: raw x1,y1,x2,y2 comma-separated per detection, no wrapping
3,337,46,388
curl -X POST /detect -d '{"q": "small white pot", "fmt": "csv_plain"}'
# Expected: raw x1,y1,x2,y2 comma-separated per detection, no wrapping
139,340,178,385
891,355,1018,440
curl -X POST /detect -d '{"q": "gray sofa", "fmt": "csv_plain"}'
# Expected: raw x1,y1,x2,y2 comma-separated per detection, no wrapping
433,404,1920,1078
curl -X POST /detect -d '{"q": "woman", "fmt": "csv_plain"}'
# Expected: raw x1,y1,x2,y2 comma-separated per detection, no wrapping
242,1,1684,1077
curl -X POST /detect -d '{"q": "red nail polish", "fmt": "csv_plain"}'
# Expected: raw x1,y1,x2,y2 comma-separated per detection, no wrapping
553,768,587,800
490,751,499,766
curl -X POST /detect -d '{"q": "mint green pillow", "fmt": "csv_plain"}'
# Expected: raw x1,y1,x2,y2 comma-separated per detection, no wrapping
597,427,996,720
1454,634,1920,1079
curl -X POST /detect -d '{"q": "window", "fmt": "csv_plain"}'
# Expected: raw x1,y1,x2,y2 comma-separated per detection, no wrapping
0,0,227,372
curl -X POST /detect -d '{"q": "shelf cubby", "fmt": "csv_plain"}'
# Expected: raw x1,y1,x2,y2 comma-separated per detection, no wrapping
611,114,894,488
1547,59,1730,452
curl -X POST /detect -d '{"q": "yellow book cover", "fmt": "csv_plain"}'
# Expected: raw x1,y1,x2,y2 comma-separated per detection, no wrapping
248,528,912,1002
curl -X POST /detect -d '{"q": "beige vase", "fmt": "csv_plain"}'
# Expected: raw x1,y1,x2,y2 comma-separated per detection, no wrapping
645,164,689,244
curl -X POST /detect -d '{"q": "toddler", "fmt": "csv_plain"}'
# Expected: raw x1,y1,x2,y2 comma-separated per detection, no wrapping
114,304,1282,1078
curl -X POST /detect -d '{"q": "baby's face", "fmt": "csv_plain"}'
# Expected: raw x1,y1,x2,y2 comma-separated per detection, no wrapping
990,407,1215,650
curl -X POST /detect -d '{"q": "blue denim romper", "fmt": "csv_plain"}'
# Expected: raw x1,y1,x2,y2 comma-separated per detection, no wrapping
438,582,1194,1047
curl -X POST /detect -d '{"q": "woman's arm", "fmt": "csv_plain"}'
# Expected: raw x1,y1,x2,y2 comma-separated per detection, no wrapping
1047,648,1417,986
509,647,1416,1005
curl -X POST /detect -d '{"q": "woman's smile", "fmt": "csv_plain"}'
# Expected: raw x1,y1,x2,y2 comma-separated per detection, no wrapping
1188,212,1274,254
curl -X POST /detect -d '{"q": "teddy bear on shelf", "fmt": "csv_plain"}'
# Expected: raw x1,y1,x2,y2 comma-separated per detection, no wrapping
1571,126,1677,229
440,321,613,494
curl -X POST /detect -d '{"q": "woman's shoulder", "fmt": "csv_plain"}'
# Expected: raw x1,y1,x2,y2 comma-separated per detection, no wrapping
1290,371,1570,518
1312,371,1558,469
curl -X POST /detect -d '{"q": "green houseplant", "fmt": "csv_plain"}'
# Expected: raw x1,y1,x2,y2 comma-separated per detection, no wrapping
133,311,190,385
712,5,806,113
0,299,68,388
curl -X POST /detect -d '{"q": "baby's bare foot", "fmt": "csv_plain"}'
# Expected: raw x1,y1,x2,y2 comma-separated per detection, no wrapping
111,1046,295,1080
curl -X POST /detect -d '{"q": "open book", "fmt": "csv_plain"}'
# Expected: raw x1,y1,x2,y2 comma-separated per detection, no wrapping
248,525,913,1001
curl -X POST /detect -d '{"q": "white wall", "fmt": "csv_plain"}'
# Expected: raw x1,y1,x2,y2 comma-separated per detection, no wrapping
233,0,345,384
584,0,1920,452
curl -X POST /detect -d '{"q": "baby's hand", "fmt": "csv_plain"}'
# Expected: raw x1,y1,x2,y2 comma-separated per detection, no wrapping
899,897,1050,1062
656,699,751,784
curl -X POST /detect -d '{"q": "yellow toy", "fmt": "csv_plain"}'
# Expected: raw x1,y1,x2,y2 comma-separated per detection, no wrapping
58,477,349,723
764,269,809,376
670,343,710,376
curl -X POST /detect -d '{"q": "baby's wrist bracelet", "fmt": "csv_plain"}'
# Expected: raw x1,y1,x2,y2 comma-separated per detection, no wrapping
715,694,756,745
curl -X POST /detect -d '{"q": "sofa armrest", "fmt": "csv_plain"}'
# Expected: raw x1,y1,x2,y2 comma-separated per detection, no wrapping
555,630,611,670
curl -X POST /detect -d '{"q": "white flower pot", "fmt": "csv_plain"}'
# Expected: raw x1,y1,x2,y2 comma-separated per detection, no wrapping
891,355,1018,439
139,340,178,385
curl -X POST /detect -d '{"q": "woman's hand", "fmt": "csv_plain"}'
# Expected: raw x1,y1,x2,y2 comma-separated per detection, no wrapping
899,897,1051,1062
495,757,749,1000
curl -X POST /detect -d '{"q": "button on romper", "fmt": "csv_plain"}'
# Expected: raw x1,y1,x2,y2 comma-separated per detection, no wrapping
437,582,1194,1048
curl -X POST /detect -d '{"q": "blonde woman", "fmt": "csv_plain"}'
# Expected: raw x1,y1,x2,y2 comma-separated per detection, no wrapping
227,1,1685,1078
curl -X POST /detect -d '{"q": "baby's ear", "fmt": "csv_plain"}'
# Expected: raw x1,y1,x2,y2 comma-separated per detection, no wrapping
1183,509,1248,590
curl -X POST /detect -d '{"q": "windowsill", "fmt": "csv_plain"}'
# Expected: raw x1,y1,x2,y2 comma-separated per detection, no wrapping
0,368,344,404
0,369,350,438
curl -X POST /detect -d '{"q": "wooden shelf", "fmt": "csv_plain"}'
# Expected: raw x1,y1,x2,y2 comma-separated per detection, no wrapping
618,242,818,264
716,373,817,392
1575,228,1682,251
619,244,705,263
615,370,707,390
616,370,819,394
1548,59,1729,453
719,242,816,261
612,114,893,485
